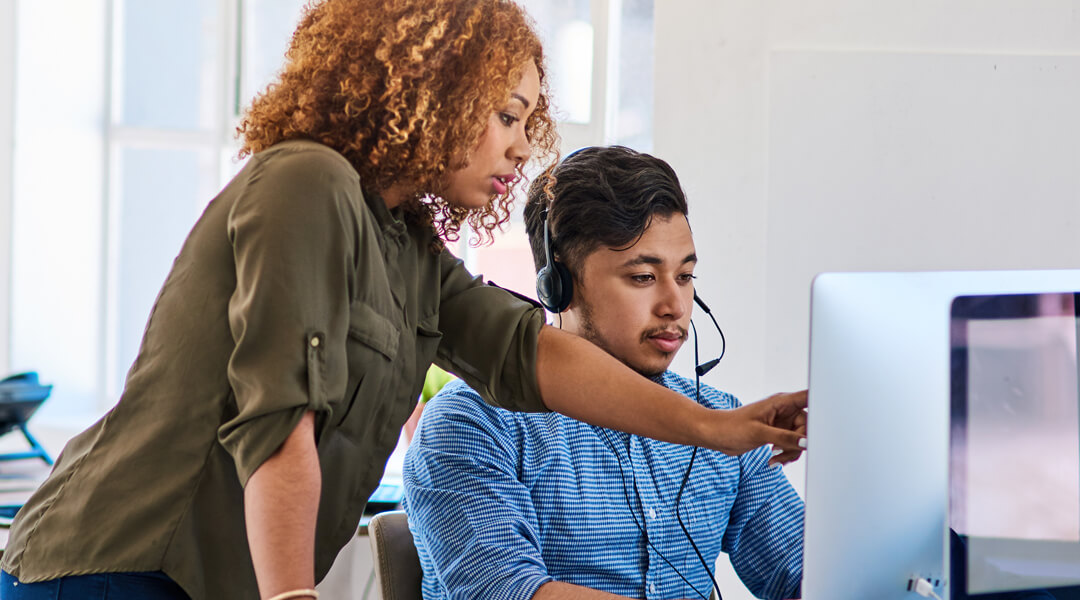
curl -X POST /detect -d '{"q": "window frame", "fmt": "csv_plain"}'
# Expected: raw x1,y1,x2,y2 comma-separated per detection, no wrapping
4,0,650,417
101,0,242,402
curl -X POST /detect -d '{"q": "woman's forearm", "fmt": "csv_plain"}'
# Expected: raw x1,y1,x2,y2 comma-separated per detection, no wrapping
532,581,632,599
535,325,807,457
244,411,321,599
536,326,711,445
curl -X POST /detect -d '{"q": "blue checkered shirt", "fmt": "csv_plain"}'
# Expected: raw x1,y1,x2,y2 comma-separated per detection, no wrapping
402,371,804,600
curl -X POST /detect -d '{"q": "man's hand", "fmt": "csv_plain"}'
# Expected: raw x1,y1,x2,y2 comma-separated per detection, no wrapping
701,390,808,464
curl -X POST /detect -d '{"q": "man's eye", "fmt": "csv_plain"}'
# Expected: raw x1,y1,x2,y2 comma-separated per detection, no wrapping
678,273,697,283
631,274,655,283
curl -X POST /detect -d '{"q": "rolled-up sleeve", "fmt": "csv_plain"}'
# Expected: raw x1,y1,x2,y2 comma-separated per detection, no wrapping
217,148,361,486
433,251,547,413
403,381,553,600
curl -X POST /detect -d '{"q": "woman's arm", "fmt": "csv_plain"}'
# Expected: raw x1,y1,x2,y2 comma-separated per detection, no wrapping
533,581,698,600
244,411,321,600
532,581,632,599
536,326,807,459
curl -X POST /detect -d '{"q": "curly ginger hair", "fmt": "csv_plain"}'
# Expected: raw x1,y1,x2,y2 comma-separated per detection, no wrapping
238,0,560,247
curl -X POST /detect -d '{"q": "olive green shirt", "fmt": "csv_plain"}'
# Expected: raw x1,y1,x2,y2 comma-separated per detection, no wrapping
1,140,547,599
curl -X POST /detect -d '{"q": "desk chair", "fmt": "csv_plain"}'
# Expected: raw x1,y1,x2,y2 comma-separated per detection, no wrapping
367,510,422,600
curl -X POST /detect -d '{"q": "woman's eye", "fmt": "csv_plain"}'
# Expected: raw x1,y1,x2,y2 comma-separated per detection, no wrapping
499,112,518,127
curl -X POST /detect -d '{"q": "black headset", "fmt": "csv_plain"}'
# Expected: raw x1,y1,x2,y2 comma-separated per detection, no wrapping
535,208,574,313
535,148,591,313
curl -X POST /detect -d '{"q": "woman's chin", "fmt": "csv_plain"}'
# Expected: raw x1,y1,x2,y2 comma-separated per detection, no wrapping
446,194,495,211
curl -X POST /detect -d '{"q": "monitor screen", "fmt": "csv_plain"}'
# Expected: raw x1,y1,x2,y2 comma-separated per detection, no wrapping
803,271,956,600
802,270,1080,600
950,292,1080,599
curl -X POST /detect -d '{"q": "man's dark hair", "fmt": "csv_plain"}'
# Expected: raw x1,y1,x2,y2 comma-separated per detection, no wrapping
524,145,689,281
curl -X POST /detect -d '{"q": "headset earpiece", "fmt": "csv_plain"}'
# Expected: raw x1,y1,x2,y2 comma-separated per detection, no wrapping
535,211,573,313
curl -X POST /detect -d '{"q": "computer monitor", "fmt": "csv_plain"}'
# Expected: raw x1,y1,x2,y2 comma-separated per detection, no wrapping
950,292,1080,599
802,270,1080,600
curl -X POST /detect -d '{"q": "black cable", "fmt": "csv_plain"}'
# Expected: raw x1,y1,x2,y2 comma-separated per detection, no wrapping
596,428,711,600
674,447,715,589
558,283,705,596
693,294,726,377
592,293,731,600
674,319,724,600
701,308,725,364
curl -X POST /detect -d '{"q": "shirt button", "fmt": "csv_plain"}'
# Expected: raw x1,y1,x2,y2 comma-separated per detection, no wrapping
310,336,320,348
648,508,656,519
650,583,657,594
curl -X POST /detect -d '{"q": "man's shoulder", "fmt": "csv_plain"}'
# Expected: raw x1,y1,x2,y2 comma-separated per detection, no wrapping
428,377,477,402
661,370,741,410
423,378,489,418
419,378,578,450
421,378,533,431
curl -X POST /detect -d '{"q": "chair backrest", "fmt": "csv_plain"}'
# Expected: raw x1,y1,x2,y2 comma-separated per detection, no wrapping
367,510,423,600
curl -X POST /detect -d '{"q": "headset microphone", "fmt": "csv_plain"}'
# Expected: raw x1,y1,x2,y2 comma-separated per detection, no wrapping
692,290,712,313
696,358,720,378
692,291,725,377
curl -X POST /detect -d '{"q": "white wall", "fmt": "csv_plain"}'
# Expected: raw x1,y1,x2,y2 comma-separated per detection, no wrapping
654,2,1080,598
0,0,15,374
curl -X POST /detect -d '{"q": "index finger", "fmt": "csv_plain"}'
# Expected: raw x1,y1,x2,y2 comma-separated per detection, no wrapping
786,389,808,409
764,389,808,415
759,423,807,453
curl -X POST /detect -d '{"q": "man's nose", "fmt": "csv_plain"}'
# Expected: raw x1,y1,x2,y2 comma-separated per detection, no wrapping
656,278,688,319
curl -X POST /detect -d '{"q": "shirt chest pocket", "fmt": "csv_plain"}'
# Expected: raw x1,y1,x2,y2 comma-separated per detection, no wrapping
336,300,400,428
678,465,737,541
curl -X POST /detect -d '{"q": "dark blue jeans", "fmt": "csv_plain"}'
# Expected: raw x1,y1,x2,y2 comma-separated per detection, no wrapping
0,570,189,599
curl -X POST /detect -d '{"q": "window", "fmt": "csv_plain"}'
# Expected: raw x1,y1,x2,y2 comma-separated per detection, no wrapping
9,0,309,422
7,0,652,423
106,0,228,399
104,0,309,399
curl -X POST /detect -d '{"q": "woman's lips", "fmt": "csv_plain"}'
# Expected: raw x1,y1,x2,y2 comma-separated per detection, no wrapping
492,176,508,195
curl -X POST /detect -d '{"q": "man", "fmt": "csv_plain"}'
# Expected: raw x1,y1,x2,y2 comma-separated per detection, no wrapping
403,146,804,600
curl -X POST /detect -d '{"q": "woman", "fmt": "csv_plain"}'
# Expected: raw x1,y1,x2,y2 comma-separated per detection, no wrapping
0,1,806,599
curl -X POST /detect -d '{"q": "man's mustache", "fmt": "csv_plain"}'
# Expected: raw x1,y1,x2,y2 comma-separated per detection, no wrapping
639,325,688,343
